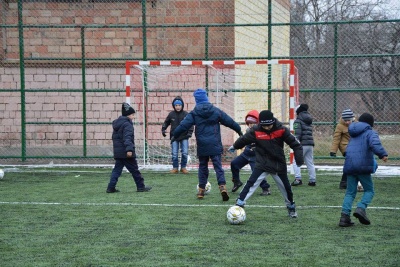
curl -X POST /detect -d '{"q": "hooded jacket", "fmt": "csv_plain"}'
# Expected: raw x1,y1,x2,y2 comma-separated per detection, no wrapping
232,119,304,174
173,102,242,157
343,122,388,175
161,96,194,143
293,110,314,146
112,115,136,158
330,118,351,155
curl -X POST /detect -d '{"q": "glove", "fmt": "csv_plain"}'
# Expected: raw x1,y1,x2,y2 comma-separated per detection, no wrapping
238,131,243,136
228,146,236,153
330,152,336,157
162,130,166,137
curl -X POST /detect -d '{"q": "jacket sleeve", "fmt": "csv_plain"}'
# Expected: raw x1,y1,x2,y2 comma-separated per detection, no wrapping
122,122,135,153
233,130,256,150
284,128,304,166
173,112,195,138
369,131,388,159
330,125,341,153
219,109,242,135
161,113,171,132
293,120,302,142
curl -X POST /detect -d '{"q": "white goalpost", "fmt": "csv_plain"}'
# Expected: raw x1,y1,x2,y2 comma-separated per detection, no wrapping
125,60,298,169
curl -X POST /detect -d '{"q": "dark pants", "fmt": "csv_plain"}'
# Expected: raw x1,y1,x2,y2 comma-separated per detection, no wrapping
198,154,226,188
231,153,270,189
107,158,145,190
341,173,347,182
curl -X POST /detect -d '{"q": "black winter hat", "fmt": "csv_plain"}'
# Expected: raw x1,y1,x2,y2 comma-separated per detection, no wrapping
359,112,374,127
259,110,275,126
122,102,136,116
296,103,309,115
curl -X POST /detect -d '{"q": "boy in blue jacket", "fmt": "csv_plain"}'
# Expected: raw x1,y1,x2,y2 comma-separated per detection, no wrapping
106,103,152,193
339,113,388,227
173,89,243,201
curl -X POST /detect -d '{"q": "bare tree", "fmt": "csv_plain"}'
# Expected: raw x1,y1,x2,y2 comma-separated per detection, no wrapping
290,0,400,123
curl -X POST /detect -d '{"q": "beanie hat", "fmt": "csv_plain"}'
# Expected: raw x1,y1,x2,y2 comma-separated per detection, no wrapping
296,103,309,115
341,109,354,120
259,110,275,126
173,99,183,106
245,115,258,125
193,88,209,105
359,112,374,127
122,102,135,116
245,110,259,125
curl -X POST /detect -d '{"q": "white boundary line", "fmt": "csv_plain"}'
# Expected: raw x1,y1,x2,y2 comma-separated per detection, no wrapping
0,201,398,210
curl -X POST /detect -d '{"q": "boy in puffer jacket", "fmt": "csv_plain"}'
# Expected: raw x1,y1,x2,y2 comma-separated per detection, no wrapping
229,110,304,218
338,113,388,227
173,89,243,201
291,104,317,186
106,103,152,193
229,110,271,195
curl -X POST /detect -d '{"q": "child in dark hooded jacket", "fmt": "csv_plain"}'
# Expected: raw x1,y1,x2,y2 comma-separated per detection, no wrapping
106,103,152,193
174,89,243,201
161,96,194,174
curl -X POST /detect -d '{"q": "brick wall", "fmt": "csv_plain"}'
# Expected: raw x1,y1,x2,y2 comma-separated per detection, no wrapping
0,0,290,160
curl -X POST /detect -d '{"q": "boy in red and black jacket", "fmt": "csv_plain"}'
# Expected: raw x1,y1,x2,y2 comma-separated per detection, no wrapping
229,110,303,218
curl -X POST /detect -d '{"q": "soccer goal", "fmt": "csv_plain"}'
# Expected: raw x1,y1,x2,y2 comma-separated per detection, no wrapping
125,60,298,169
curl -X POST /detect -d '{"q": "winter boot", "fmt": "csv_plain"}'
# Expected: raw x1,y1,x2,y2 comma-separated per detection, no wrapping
180,168,189,174
353,207,370,225
339,213,355,227
231,179,243,192
260,188,271,196
197,188,205,199
219,184,229,201
339,181,347,189
170,168,179,174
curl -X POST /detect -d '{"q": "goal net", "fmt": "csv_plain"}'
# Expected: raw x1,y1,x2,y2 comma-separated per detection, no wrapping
125,60,298,169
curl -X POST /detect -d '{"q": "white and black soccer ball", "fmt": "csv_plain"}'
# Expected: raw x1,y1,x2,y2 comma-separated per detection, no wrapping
227,205,246,225
197,181,211,194
0,169,4,179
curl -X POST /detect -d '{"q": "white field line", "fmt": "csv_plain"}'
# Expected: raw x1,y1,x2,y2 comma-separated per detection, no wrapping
0,201,399,210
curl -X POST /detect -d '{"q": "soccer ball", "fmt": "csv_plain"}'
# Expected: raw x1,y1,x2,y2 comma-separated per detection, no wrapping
197,181,211,194
0,169,4,179
227,205,246,225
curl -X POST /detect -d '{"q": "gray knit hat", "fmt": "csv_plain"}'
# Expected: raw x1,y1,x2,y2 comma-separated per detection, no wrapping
341,109,354,120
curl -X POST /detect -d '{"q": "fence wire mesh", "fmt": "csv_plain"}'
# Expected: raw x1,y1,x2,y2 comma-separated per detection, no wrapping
0,0,399,166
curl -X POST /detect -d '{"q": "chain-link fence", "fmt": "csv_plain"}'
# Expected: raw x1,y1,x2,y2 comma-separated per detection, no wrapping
0,0,399,166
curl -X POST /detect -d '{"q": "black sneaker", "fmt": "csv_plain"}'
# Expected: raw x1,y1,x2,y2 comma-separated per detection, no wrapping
231,181,243,192
137,186,152,192
308,181,316,186
291,179,302,186
106,188,120,193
